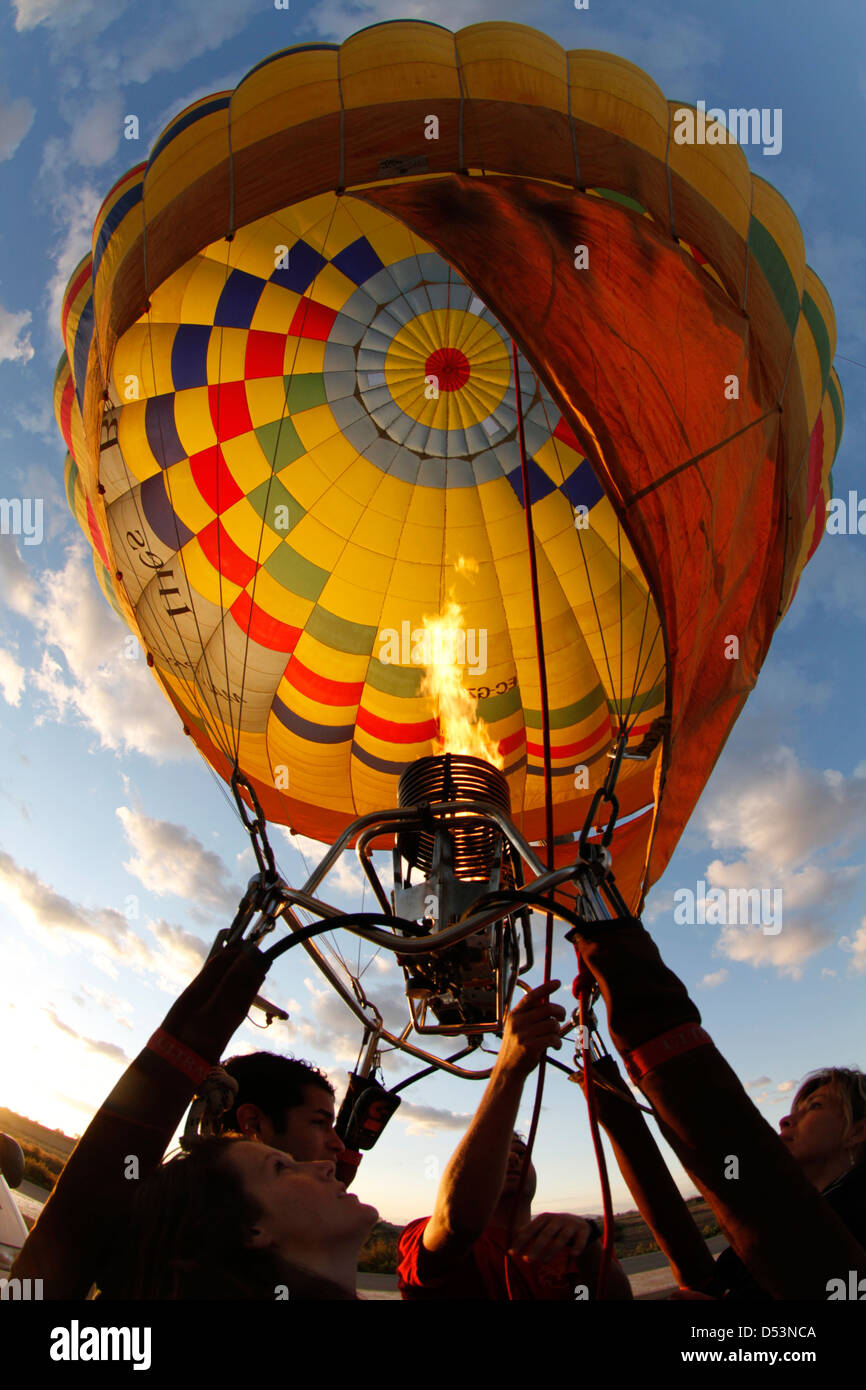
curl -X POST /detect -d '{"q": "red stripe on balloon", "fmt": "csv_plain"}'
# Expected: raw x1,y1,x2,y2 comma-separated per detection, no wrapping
61,261,93,345
289,299,337,341
198,517,258,588
244,330,287,379
286,656,365,705
85,495,111,569
497,728,526,755
190,445,245,513
526,716,609,759
208,381,254,439
60,376,75,452
230,590,301,653
806,492,826,561
355,705,438,743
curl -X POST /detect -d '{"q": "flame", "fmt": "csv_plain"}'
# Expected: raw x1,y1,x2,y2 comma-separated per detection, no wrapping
420,597,504,770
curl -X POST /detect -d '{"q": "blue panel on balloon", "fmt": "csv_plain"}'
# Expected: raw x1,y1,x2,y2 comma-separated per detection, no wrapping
331,237,385,287
271,240,328,295
214,269,265,328
93,183,142,279
561,459,605,511
140,471,195,552
145,394,187,469
171,324,211,390
505,456,556,508
72,299,95,416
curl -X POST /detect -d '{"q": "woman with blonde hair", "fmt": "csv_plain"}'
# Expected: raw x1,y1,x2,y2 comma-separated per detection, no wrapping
709,1066,866,1299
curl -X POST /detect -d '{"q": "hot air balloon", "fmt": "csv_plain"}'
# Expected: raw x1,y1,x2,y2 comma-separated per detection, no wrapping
56,21,840,1079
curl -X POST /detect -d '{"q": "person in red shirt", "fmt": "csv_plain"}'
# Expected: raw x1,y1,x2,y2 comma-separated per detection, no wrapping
397,981,632,1300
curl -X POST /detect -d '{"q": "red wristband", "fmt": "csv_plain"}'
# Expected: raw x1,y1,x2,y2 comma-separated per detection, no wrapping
146,1029,213,1086
623,1024,712,1083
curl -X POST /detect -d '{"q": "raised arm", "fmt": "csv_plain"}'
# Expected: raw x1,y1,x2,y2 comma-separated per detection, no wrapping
422,981,564,1261
12,944,266,1298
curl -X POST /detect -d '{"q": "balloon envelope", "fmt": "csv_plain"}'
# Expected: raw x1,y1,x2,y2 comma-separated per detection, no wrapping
55,22,842,909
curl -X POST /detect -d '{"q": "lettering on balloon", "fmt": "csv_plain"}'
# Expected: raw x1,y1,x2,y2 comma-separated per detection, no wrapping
724,374,739,399
424,115,439,140
573,244,589,270
125,529,192,619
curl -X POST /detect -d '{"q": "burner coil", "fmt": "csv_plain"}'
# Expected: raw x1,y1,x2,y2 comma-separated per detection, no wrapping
397,753,510,878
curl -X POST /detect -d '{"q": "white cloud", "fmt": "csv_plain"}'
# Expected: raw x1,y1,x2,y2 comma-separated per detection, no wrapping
42,1004,131,1064
0,303,34,364
0,845,215,1000
0,91,35,161
691,744,866,977
641,888,674,926
146,917,210,988
745,1076,772,1091
398,1100,474,1136
78,983,134,1029
839,920,866,974
22,0,256,87
117,805,242,918
700,745,866,870
68,92,124,166
279,830,364,898
698,968,728,989
776,1080,797,1094
28,543,192,762
295,975,412,1071
0,847,154,970
9,397,57,442
12,0,99,27
0,646,26,705
0,540,39,618
39,162,102,348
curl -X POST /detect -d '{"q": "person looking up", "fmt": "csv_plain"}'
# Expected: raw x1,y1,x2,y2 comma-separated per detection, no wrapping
397,982,632,1300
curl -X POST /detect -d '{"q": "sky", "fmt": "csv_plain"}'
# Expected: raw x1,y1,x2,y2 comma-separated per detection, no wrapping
0,0,865,1226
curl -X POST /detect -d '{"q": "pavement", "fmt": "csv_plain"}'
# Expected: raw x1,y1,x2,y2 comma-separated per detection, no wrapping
356,1238,730,1301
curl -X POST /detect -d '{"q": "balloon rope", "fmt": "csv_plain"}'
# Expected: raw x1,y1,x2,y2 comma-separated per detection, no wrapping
505,340,554,1286
510,338,616,1301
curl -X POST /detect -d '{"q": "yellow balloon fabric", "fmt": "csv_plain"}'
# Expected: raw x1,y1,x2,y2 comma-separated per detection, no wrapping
55,22,841,909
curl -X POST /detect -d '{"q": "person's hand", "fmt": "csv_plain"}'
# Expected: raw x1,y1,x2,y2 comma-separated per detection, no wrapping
494,981,566,1080
510,1212,596,1261
159,942,268,1063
